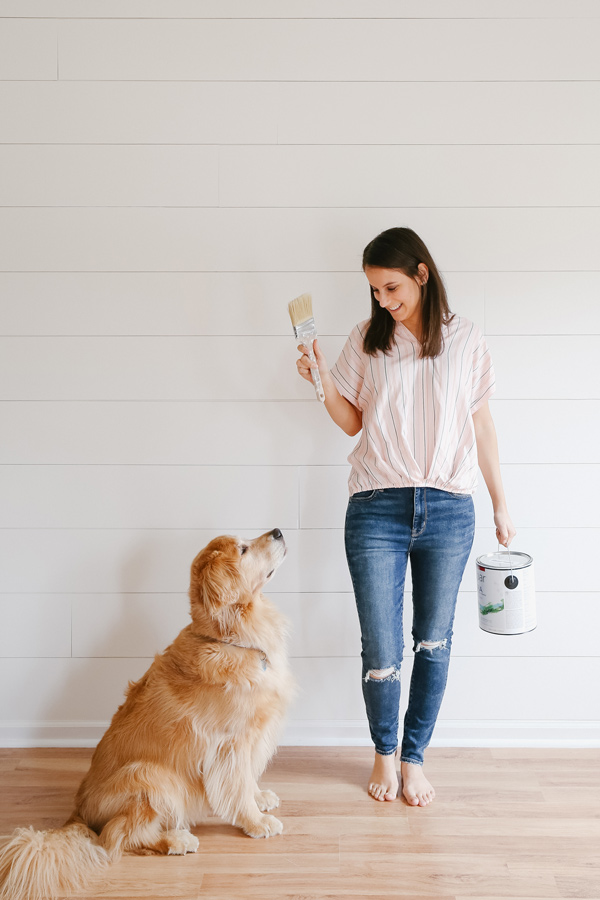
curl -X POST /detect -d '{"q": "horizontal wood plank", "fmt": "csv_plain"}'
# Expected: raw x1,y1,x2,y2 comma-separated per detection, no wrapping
57,19,600,81
2,208,600,272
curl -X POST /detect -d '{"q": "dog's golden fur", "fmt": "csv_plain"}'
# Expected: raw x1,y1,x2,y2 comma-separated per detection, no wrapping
0,529,293,900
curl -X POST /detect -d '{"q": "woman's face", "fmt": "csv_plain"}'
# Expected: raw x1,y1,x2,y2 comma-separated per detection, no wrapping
364,264,428,326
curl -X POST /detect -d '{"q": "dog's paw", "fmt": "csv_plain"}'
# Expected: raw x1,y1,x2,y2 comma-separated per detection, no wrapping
165,829,200,855
255,789,280,811
245,814,284,839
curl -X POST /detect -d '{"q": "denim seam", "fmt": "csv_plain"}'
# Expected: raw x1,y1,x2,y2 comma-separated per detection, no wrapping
401,652,420,763
410,487,428,544
349,490,379,503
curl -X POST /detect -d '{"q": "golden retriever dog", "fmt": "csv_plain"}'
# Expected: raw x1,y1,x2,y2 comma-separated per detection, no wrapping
0,528,293,900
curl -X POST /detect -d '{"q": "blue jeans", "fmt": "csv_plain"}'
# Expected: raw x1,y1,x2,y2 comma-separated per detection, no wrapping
344,487,475,765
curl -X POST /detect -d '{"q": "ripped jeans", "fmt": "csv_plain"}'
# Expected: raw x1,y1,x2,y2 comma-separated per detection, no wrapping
345,486,475,765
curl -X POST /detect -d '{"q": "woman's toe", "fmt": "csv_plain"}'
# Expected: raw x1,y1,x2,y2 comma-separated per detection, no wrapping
369,783,382,800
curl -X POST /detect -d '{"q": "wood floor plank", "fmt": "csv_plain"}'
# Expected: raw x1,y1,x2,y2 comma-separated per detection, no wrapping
554,874,600,898
280,815,412,836
199,871,561,898
408,816,600,838
399,801,599,821
195,850,339,874
193,828,338,854
68,855,204,899
0,748,597,900
490,749,599,760
540,787,600,804
339,850,511,876
0,767,89,787
0,748,92,759
202,891,452,900
508,860,600,878
340,834,600,858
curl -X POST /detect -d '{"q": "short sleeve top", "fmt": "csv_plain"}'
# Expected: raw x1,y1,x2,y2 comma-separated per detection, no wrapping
329,315,496,496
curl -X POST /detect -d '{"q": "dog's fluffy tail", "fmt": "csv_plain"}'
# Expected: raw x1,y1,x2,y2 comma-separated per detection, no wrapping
0,819,110,900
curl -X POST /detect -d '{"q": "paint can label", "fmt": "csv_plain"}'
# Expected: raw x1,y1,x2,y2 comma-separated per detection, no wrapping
476,553,536,635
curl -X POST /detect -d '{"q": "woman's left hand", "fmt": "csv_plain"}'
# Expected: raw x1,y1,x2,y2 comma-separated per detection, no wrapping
494,509,516,547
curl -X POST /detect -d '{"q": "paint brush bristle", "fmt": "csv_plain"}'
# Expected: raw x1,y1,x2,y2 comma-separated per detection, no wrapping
288,292,314,327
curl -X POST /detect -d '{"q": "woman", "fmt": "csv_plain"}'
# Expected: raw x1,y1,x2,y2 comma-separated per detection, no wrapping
296,227,515,807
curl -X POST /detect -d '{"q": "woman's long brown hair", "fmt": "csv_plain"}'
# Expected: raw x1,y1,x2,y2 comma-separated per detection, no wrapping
362,227,454,359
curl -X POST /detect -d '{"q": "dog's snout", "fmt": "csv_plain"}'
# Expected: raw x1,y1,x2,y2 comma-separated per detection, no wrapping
270,528,283,541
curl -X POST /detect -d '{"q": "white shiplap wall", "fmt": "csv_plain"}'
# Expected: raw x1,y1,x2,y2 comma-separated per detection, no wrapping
1,1,599,748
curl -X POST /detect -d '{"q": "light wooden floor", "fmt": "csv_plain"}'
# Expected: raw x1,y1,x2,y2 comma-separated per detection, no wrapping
1,746,599,900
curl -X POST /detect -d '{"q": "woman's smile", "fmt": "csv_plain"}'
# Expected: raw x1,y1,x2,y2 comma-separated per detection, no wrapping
363,264,428,338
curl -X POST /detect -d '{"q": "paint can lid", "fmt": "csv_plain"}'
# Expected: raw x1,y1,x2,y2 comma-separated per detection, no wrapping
476,551,533,570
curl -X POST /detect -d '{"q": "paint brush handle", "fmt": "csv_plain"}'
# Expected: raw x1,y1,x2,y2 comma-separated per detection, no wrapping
304,339,326,403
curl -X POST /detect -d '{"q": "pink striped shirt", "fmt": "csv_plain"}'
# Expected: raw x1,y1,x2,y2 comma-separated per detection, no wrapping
330,316,496,496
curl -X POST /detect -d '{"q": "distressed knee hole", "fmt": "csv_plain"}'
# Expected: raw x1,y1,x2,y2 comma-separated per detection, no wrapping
364,666,401,683
415,638,447,653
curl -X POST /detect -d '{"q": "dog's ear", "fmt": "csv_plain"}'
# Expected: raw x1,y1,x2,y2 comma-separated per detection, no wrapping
190,547,241,617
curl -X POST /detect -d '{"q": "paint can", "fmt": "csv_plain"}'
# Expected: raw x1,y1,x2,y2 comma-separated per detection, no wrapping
476,550,536,635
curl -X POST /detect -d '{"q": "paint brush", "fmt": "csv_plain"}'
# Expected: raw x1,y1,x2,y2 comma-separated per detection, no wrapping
288,292,326,403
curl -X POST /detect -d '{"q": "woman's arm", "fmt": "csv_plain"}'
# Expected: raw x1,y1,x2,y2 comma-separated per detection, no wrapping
296,338,362,436
472,401,516,547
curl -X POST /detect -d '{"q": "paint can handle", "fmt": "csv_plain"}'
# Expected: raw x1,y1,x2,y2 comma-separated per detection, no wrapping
498,540,518,590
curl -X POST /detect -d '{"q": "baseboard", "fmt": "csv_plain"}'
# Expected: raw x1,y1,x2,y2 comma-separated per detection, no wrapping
0,722,107,747
1,719,600,748
282,719,600,747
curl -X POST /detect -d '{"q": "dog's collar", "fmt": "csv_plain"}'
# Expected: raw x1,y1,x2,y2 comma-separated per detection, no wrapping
194,634,270,670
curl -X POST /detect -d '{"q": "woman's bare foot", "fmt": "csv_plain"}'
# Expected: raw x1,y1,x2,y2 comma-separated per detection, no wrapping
368,751,399,801
400,760,435,806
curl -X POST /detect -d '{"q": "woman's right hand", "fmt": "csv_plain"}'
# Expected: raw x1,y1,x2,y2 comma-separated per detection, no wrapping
296,337,362,435
296,338,329,384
